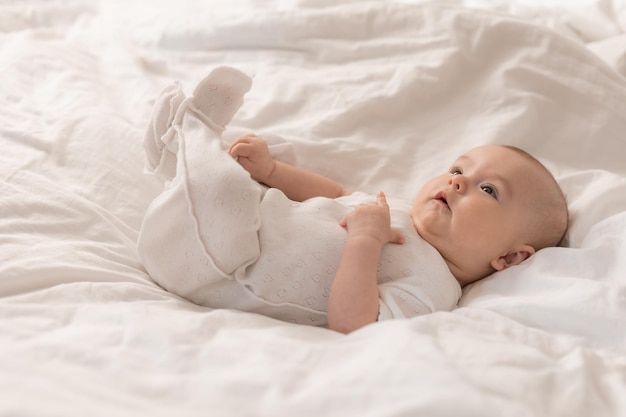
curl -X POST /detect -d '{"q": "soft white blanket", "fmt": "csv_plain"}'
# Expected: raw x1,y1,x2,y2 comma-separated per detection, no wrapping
1,1,625,416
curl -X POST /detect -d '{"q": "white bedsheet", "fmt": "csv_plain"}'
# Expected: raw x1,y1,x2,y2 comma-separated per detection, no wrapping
1,1,625,416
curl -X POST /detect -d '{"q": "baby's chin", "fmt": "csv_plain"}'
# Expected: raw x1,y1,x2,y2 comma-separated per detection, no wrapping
411,215,494,285
410,213,441,243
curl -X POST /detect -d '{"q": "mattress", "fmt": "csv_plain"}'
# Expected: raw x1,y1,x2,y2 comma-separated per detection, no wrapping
1,1,625,416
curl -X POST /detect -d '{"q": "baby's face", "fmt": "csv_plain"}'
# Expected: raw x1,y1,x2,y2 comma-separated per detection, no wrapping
411,145,538,285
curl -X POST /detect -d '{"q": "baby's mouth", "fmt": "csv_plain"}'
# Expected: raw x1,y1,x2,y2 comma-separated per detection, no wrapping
435,191,450,209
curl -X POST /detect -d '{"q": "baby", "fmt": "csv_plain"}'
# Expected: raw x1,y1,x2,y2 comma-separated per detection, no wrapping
138,67,568,333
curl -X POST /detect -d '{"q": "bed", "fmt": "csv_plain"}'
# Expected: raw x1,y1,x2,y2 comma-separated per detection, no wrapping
1,0,625,415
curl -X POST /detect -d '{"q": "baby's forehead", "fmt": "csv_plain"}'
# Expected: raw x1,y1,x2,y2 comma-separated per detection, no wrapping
457,145,550,188
458,146,538,171
461,145,516,158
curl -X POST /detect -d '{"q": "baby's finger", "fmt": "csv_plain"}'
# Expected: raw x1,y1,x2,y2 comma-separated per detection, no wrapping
391,229,405,245
229,142,254,158
338,216,348,228
228,134,256,153
377,191,389,208
228,137,246,154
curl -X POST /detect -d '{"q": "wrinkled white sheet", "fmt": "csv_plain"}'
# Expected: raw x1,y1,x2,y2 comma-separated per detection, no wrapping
1,1,625,416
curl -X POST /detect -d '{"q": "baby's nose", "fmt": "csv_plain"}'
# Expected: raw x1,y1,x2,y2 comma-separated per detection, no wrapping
448,176,464,192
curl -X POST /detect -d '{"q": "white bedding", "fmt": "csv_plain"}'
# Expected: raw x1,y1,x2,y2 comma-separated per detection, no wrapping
1,1,626,416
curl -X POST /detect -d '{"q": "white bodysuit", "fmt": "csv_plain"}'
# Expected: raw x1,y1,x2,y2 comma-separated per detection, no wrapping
137,67,461,326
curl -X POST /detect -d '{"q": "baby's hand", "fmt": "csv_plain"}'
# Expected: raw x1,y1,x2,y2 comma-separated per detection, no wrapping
339,192,404,246
229,133,276,183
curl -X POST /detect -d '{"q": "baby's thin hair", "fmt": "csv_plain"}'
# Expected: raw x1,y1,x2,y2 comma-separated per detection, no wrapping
502,145,569,249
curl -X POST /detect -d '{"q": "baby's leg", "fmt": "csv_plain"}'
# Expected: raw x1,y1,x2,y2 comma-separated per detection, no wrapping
138,68,262,304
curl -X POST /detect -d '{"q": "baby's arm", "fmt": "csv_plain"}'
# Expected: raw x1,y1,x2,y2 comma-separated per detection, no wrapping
328,192,404,334
229,134,349,202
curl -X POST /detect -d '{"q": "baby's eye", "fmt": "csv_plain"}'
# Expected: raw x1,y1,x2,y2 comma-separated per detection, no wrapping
450,168,462,175
481,185,497,198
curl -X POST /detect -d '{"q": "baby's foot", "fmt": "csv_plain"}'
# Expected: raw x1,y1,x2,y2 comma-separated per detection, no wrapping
189,67,252,132
144,82,186,178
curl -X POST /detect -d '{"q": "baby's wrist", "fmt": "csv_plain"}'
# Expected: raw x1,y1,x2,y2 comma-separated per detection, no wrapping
260,160,277,184
345,233,386,250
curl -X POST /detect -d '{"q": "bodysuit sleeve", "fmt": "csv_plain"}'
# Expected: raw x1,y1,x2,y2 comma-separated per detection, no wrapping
377,283,434,320
376,267,462,321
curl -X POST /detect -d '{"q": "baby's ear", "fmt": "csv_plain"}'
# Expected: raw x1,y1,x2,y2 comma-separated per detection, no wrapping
490,244,536,271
